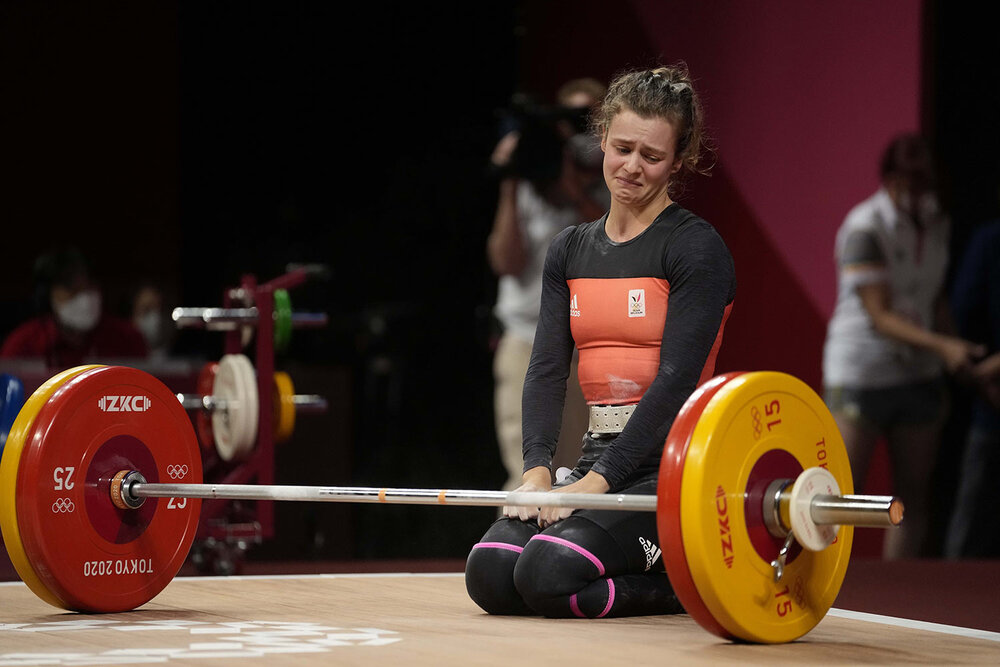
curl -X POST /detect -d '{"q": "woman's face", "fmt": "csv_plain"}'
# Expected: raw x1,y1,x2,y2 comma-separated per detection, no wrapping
600,109,681,209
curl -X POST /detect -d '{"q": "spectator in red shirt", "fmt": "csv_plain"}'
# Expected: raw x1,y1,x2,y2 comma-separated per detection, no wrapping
1,248,147,368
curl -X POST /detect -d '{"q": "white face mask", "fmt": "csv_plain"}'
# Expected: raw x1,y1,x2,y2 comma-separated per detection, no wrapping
135,310,163,347
916,192,941,224
55,289,102,332
897,190,940,225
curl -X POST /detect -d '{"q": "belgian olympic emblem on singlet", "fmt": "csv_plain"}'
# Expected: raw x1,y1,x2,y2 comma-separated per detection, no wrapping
628,289,646,318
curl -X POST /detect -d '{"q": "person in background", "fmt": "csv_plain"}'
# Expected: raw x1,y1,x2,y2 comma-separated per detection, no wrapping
822,134,984,559
131,283,174,360
487,77,608,491
945,218,1000,557
0,247,147,368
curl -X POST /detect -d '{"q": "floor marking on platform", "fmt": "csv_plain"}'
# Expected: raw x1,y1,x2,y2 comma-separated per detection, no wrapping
829,608,1000,642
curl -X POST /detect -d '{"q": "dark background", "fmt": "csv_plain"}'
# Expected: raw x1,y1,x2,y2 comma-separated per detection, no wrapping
1,1,998,563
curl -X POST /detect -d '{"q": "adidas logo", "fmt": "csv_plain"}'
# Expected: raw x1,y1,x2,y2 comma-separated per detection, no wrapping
569,294,581,317
639,536,661,571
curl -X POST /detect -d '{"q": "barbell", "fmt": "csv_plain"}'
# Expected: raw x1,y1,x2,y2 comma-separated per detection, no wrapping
0,365,901,644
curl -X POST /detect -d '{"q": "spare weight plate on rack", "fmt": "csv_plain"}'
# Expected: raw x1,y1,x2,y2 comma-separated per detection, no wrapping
273,371,296,443
273,289,293,352
195,361,219,455
1,373,25,454
211,354,259,461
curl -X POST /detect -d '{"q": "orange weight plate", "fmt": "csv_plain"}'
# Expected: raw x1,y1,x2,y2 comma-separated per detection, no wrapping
14,366,202,612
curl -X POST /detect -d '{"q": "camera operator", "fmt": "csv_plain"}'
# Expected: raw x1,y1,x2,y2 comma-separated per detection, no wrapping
487,78,608,492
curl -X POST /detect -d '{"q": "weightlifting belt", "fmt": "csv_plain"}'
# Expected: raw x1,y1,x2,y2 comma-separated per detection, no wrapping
588,404,639,435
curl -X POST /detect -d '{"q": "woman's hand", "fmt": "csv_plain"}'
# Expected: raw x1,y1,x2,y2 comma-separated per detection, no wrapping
503,467,552,522
971,352,1000,410
935,336,987,375
537,471,610,529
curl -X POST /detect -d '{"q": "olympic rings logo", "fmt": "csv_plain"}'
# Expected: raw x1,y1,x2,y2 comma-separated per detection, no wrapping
52,498,76,514
750,406,763,441
166,465,189,480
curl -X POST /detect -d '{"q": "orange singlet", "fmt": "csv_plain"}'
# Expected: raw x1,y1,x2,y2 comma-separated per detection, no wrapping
521,203,735,490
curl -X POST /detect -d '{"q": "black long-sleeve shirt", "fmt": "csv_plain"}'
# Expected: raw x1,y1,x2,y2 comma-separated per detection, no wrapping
521,203,736,491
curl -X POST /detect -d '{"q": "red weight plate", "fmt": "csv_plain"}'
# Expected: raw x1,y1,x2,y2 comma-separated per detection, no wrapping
657,372,744,640
15,366,202,612
196,362,219,454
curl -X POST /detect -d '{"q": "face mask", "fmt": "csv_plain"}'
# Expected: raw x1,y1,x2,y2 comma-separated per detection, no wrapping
916,192,940,224
896,190,940,225
135,311,163,347
55,289,101,332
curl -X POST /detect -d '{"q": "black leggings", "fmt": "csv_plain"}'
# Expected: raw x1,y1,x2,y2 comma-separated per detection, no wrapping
464,478,682,618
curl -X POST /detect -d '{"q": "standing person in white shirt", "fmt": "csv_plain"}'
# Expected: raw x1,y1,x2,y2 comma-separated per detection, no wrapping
487,78,608,490
822,133,985,558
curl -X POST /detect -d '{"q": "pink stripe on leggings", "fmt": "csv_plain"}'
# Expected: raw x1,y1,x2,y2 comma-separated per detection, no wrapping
471,541,523,554
529,534,605,575
569,579,615,619
596,578,615,618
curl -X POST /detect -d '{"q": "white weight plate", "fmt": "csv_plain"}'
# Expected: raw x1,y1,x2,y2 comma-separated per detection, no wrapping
212,354,258,460
232,353,259,459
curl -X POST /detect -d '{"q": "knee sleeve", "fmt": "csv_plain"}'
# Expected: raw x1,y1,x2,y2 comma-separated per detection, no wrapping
465,518,538,615
514,539,680,618
513,527,613,616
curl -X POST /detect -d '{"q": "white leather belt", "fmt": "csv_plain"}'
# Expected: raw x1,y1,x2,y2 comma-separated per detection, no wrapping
588,404,638,435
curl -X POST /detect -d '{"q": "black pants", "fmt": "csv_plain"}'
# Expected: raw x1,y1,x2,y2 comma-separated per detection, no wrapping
464,476,682,618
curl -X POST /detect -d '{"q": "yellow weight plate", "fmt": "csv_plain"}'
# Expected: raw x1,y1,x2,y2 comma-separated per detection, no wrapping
273,371,296,443
680,371,853,643
0,365,103,609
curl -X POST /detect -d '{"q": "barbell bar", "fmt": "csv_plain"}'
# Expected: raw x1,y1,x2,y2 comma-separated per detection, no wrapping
171,307,328,330
112,473,900,532
176,392,327,414
0,365,902,643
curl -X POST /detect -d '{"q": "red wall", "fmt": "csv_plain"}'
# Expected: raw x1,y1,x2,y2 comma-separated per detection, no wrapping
519,0,923,390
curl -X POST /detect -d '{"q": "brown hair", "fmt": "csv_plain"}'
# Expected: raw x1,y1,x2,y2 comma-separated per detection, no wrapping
593,63,712,186
879,133,935,191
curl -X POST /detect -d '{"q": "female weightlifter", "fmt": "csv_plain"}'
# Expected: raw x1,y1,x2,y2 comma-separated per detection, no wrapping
465,63,736,618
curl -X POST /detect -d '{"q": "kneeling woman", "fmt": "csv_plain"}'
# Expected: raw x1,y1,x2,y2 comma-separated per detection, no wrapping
465,64,736,618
